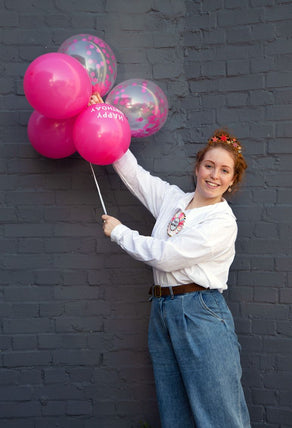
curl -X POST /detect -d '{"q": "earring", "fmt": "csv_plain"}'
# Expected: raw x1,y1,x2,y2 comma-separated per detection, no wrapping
228,186,232,193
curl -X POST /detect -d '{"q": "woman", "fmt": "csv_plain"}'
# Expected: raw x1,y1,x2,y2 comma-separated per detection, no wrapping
101,129,250,428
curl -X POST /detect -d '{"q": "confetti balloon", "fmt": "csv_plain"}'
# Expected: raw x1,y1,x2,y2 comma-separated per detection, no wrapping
105,79,168,138
73,104,131,165
27,111,76,159
58,34,117,97
23,52,92,119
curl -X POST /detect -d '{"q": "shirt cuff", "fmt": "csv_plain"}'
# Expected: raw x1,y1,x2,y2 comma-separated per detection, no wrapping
110,224,130,243
113,149,133,170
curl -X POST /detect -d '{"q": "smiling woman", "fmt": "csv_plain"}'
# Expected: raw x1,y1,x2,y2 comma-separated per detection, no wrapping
187,146,235,209
100,128,250,428
195,129,247,195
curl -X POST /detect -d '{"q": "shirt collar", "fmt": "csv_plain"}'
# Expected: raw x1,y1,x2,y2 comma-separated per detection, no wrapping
177,192,195,211
177,193,232,216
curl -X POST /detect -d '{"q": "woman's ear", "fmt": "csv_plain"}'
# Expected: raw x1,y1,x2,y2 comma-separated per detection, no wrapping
230,173,237,187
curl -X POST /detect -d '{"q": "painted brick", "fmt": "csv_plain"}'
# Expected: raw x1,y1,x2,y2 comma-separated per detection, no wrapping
2,351,52,368
66,400,92,416
41,400,66,416
3,318,54,334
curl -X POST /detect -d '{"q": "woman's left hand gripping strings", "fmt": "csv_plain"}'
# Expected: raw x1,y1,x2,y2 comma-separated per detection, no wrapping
102,215,121,237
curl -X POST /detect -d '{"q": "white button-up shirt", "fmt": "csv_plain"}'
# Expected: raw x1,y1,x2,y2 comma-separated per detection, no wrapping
111,150,237,292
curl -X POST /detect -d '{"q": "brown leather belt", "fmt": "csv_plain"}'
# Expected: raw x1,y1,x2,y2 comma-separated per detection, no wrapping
149,283,207,298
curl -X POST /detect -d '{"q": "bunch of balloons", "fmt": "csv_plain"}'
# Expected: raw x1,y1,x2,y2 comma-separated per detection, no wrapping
24,34,168,165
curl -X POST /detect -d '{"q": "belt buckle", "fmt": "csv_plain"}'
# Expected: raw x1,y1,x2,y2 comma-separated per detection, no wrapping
153,285,162,298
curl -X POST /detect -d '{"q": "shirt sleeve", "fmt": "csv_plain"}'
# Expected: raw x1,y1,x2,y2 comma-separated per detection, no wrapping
113,150,173,219
110,216,237,272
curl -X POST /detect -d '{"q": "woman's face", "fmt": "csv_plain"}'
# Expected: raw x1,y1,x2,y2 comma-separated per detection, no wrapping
195,147,235,204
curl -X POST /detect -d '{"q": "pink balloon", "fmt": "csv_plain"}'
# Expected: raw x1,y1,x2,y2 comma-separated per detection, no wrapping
58,34,117,97
73,104,131,165
23,52,92,119
28,110,76,159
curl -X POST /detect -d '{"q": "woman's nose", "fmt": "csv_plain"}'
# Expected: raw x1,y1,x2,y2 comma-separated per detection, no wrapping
210,168,219,179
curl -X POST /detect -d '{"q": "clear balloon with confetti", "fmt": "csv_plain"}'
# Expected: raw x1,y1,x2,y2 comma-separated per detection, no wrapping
58,34,117,97
106,79,168,138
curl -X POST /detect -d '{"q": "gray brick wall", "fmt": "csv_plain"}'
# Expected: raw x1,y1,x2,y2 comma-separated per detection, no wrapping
0,0,291,427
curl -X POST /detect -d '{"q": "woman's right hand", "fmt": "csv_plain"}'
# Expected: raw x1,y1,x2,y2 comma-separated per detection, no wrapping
88,93,104,105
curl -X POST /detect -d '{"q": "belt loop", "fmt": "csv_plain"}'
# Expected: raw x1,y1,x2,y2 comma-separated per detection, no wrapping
154,285,162,298
169,286,174,299
148,285,154,302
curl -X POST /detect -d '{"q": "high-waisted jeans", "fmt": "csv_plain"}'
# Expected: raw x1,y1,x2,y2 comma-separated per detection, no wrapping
148,289,251,428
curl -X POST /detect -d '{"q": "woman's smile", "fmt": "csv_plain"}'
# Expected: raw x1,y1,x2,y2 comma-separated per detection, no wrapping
205,180,220,188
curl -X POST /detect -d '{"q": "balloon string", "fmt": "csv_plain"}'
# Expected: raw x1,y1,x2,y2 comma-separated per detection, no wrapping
88,93,107,214
89,163,108,215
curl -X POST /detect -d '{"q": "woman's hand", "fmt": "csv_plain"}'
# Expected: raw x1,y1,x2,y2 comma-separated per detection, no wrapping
102,214,121,237
88,93,104,106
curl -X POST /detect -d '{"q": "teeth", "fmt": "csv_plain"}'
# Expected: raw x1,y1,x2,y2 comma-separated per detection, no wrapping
207,182,218,187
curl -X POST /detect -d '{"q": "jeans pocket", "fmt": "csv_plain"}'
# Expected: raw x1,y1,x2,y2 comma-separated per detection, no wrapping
198,291,224,321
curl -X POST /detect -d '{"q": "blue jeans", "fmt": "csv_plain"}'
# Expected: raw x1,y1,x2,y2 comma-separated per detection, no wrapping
148,290,251,428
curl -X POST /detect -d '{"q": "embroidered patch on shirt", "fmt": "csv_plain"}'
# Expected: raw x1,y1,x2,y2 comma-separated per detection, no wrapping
167,210,186,237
